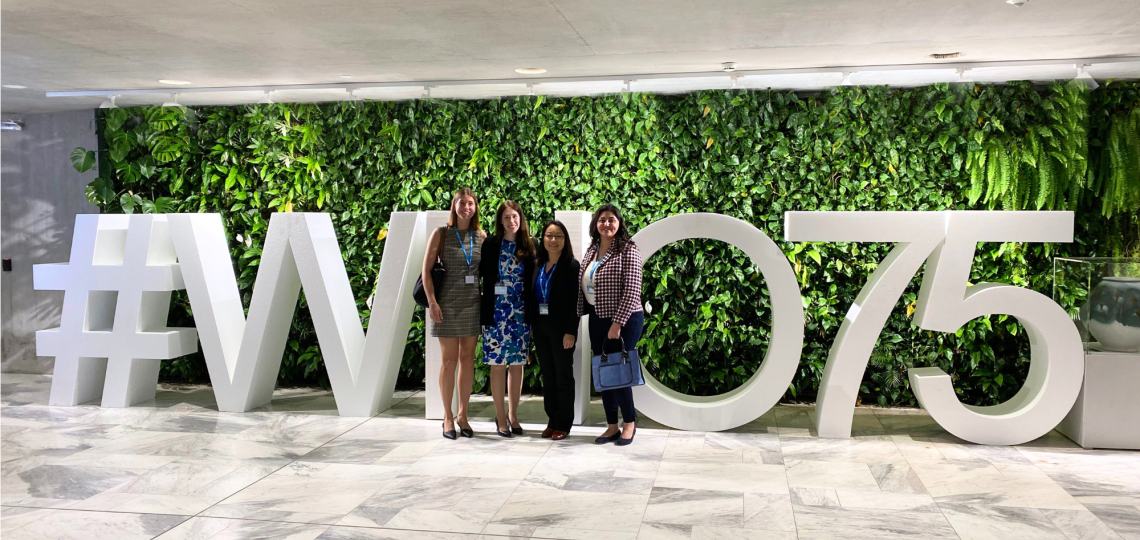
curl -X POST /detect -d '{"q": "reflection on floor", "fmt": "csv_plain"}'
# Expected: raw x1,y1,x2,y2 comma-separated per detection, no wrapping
1,373,1138,540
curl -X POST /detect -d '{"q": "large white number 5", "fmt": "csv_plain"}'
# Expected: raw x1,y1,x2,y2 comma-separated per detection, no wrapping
786,211,1083,445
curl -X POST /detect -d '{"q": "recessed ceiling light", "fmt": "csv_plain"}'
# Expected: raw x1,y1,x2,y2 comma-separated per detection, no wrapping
930,52,963,59
2,84,27,89
1006,0,1028,6
515,68,547,75
722,62,737,72
159,79,192,85
340,75,353,79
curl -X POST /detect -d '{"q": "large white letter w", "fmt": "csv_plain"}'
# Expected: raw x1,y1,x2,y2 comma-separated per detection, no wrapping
168,212,426,416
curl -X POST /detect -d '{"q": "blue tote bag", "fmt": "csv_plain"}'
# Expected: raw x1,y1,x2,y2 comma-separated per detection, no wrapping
591,338,645,391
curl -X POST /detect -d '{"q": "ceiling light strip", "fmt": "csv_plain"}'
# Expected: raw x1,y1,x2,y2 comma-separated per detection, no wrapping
44,55,1140,98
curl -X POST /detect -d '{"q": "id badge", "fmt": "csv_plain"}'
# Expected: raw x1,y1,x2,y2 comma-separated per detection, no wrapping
495,283,508,295
465,275,475,285
538,303,550,315
586,284,595,295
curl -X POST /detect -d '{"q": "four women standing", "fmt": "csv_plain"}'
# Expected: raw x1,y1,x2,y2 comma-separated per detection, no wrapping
423,189,641,445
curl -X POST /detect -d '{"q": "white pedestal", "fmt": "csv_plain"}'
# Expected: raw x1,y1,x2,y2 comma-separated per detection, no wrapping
556,210,593,426
1057,349,1140,450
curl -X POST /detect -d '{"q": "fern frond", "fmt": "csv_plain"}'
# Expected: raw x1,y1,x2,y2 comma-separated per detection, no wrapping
998,143,1012,197
985,144,1000,205
1018,165,1032,209
968,151,985,204
1036,151,1054,210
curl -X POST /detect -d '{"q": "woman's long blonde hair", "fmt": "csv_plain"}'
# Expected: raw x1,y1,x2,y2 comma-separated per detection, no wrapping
447,188,482,230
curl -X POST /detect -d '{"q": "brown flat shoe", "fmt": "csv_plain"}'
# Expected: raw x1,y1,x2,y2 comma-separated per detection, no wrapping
551,431,569,440
541,427,554,438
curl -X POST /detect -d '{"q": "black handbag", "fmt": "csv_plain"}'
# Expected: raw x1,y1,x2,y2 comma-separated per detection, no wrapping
413,227,447,307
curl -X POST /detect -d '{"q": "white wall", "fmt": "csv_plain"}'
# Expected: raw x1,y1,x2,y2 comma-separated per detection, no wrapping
2,110,100,374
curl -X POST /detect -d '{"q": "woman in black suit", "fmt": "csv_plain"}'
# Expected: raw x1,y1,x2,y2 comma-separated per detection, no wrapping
527,220,581,440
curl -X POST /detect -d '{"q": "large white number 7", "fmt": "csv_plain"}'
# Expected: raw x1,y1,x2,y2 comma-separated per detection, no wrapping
785,211,1083,445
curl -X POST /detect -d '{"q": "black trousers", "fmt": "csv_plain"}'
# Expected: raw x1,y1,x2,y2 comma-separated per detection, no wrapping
586,304,643,425
534,326,577,432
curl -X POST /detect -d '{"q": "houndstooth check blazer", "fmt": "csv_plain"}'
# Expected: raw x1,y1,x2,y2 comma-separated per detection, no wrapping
576,241,643,325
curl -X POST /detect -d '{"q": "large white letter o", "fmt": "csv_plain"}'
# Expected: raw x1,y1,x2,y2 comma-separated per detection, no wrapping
631,213,804,431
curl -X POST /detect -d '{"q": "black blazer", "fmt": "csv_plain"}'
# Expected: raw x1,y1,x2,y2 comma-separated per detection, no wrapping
479,235,536,326
525,252,581,336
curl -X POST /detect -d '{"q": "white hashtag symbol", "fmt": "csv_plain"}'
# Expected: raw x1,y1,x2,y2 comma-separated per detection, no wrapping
34,214,198,407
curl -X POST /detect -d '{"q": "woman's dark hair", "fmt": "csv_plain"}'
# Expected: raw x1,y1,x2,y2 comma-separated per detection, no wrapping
536,220,575,262
494,200,536,259
589,203,634,254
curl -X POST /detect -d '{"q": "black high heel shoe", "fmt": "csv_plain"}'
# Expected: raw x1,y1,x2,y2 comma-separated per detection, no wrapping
615,426,636,446
457,417,474,438
506,405,524,435
496,418,513,438
442,421,457,440
594,431,621,444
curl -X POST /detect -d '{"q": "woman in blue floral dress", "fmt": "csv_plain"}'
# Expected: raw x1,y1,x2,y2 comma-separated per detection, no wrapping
479,201,536,437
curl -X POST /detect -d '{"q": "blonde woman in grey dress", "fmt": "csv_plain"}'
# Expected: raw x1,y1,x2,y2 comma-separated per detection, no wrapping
422,188,485,439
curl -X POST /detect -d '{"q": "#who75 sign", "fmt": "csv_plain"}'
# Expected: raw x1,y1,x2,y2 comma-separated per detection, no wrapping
34,210,1083,446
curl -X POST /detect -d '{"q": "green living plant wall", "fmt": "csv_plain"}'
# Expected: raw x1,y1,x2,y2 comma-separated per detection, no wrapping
72,81,1139,408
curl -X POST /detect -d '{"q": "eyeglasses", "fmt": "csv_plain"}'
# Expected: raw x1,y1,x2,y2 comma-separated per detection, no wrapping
543,234,565,241
597,218,618,225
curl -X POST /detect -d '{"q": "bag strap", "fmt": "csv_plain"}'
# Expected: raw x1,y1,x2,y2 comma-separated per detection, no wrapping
436,226,447,263
600,336,629,362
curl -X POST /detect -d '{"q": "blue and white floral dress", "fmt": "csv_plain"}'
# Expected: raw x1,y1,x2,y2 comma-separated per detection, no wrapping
482,240,530,366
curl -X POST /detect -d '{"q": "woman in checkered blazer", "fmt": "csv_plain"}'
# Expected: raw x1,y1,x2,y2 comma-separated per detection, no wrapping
577,203,644,446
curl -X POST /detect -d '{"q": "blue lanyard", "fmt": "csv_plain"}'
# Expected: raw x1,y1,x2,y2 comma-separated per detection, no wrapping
537,262,557,303
499,241,514,279
589,260,599,280
454,228,474,269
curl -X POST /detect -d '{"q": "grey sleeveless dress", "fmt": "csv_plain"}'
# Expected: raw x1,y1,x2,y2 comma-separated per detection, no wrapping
431,226,483,338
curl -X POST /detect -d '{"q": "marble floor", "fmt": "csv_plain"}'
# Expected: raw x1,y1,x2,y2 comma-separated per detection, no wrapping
2,373,1138,540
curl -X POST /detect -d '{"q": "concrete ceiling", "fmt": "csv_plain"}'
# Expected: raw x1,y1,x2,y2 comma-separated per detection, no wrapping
3,0,1140,113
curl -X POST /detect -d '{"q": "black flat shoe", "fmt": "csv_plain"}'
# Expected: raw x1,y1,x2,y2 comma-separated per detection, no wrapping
442,422,457,440
496,419,513,438
457,419,474,438
615,427,636,446
594,432,621,444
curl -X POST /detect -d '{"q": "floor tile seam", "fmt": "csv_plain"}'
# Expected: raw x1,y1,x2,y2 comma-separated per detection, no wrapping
342,519,600,539
0,505,196,534
771,430,803,540
629,450,658,533
0,506,68,534
934,499,1097,539
281,389,420,451
201,512,336,528
279,417,421,517
927,498,970,540
176,414,358,526
1038,506,1116,540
